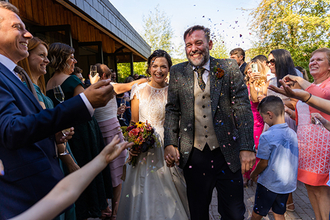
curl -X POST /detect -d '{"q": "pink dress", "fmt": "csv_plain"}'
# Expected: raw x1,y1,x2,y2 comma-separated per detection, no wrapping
296,101,330,186
94,96,126,187
296,77,330,186
244,87,264,179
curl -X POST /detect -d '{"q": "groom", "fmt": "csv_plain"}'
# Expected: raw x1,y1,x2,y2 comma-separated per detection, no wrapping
164,25,255,220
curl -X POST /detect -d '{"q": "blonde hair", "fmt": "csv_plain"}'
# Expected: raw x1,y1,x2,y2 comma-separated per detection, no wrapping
17,37,49,94
244,60,267,85
244,62,252,83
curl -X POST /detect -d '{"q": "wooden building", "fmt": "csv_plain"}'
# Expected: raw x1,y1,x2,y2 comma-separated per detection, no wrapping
7,0,150,80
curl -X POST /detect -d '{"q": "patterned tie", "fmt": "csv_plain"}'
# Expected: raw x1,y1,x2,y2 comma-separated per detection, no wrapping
14,65,39,100
196,67,206,91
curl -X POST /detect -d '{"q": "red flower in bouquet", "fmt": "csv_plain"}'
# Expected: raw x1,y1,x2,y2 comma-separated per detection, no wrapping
128,128,139,137
121,121,156,166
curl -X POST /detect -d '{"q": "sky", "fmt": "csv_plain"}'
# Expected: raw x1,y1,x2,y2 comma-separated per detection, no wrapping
109,0,261,58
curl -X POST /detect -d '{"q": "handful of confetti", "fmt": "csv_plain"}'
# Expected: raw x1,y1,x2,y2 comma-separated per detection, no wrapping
121,121,155,166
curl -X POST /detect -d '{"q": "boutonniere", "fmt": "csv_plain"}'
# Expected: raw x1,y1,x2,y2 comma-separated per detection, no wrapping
213,67,224,79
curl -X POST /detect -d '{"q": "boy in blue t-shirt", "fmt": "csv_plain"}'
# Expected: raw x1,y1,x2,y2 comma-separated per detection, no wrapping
250,96,299,220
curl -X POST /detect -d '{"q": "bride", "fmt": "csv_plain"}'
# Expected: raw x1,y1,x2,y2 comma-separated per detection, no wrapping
117,50,189,220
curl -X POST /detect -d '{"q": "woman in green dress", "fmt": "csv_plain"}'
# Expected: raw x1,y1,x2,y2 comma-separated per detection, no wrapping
18,37,78,220
46,42,112,220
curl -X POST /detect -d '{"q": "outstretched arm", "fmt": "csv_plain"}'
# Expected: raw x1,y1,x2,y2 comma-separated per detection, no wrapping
10,135,132,220
269,79,330,115
113,78,148,94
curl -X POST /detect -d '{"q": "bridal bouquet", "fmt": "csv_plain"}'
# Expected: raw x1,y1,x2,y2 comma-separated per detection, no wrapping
121,121,156,166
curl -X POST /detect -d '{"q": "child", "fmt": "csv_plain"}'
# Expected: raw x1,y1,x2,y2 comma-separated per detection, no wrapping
250,96,298,220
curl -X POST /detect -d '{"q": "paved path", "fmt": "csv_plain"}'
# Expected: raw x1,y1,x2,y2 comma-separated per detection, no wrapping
209,181,315,220
89,181,315,220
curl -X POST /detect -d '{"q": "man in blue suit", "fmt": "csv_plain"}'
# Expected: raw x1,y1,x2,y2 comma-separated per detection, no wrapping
0,2,115,219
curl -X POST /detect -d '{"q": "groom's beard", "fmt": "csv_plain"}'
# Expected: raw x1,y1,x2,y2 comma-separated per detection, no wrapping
187,49,210,67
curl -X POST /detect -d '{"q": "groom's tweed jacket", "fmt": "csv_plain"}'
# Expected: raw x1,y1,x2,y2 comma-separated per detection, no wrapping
164,57,255,172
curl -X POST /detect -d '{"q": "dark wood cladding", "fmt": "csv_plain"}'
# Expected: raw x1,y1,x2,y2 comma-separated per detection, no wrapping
10,0,116,54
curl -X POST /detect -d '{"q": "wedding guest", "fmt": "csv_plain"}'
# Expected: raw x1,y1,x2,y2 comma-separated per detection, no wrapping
264,49,300,128
10,136,132,220
17,37,79,219
18,37,78,171
252,54,275,81
262,49,301,211
123,76,134,101
164,25,255,220
251,96,298,220
0,2,114,219
72,66,85,84
116,93,131,126
275,48,330,220
230,47,247,75
46,43,113,220
92,63,147,220
243,60,267,187
118,49,190,220
133,73,139,80
111,70,117,82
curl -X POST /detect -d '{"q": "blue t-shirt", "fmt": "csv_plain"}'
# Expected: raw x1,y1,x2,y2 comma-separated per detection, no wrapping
257,123,298,194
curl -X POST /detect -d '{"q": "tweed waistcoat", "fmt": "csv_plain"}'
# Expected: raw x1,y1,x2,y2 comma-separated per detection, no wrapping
194,73,219,151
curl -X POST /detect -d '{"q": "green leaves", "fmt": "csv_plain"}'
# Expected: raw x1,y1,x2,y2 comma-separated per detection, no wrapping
142,5,174,55
249,0,330,79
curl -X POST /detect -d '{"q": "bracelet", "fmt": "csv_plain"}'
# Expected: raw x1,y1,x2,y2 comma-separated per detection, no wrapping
303,93,312,103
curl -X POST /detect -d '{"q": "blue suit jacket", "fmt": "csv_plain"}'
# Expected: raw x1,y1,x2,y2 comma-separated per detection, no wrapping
0,63,91,219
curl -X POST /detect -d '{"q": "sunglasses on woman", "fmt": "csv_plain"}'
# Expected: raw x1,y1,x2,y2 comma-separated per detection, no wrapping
266,59,275,65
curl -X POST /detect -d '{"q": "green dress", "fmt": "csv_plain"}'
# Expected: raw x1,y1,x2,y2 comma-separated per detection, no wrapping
31,83,76,220
46,75,112,220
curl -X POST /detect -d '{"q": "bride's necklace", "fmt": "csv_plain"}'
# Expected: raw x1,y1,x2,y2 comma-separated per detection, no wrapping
149,81,166,89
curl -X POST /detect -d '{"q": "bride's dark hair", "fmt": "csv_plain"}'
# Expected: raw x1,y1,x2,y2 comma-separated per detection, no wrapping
146,50,172,75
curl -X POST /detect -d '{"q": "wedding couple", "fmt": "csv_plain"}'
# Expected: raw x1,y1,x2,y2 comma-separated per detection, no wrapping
118,25,255,220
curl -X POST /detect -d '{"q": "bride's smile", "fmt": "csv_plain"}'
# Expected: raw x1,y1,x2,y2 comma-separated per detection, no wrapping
149,57,169,88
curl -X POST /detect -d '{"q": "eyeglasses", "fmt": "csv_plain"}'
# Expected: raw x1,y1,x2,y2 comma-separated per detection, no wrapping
266,59,275,65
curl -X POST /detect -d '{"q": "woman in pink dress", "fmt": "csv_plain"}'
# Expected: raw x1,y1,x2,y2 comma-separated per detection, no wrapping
243,60,267,186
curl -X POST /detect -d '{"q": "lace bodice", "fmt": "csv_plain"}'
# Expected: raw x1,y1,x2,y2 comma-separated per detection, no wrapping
131,82,168,139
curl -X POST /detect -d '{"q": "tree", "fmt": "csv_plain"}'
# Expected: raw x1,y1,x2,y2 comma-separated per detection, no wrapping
142,5,175,55
210,35,228,59
117,62,147,82
249,0,330,77
117,5,176,82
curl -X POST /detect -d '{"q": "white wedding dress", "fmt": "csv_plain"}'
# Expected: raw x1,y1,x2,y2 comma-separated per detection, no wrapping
117,82,189,220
